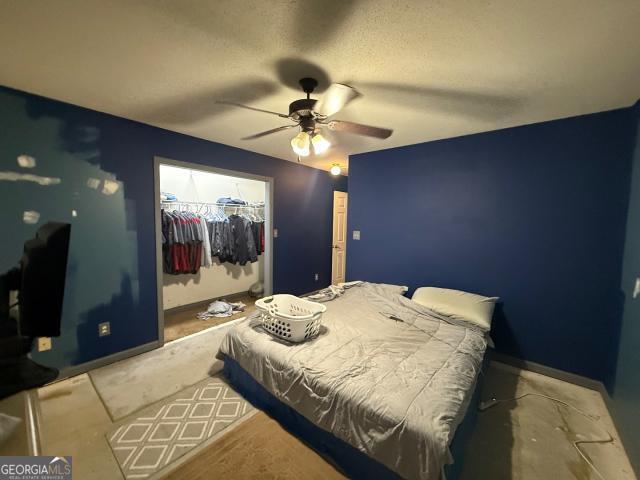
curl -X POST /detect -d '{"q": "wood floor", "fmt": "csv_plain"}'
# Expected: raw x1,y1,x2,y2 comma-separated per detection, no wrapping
164,294,256,342
161,411,346,480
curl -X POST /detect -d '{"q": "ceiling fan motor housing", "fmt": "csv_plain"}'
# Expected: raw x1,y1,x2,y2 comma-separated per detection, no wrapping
298,116,316,134
289,98,317,121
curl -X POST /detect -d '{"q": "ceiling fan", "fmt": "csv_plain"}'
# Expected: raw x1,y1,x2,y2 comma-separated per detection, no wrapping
217,77,393,159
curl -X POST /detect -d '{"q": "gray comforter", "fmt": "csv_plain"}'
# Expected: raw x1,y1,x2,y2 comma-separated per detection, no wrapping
219,282,487,480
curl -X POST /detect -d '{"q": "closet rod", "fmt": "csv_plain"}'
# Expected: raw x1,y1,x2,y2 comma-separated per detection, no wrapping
160,200,264,208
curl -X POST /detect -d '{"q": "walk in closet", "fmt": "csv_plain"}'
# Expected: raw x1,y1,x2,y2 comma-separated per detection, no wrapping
154,158,272,342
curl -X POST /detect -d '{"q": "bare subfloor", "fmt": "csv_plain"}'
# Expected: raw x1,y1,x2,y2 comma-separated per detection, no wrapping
163,294,256,343
37,353,636,480
460,363,636,480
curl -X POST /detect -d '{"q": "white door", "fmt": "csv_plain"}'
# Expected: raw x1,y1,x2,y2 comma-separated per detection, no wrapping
331,191,348,285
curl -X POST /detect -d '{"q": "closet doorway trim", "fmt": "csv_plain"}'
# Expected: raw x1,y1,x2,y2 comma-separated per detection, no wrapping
153,156,274,345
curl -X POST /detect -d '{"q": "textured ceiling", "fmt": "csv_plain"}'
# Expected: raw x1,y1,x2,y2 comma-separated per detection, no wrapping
1,0,639,174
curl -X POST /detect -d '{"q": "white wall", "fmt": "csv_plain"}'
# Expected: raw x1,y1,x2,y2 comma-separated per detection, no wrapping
160,164,265,204
160,164,265,310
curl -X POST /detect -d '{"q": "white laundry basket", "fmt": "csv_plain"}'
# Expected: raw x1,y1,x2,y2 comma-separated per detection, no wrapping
255,294,327,343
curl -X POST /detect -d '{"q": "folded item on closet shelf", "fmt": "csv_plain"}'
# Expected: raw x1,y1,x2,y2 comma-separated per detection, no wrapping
216,197,247,205
306,281,364,302
160,192,178,201
196,300,246,320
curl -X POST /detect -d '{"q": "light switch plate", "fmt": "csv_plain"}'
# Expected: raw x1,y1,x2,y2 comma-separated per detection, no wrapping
353,230,361,240
634,278,640,299
273,228,278,238
37,337,52,352
99,322,111,337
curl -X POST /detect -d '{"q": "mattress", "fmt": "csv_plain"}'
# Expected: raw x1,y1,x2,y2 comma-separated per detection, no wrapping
219,282,487,480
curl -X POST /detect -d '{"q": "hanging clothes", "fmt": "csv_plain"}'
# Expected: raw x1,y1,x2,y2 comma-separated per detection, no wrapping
208,217,233,263
199,215,212,267
229,214,258,266
162,203,265,275
247,221,265,254
162,209,206,275
206,213,263,265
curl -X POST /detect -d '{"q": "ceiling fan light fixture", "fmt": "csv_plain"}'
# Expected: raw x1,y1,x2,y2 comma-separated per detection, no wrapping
228,77,392,157
291,131,310,156
330,164,342,176
311,133,331,154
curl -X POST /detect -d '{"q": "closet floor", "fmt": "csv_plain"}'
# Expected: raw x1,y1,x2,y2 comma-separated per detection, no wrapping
164,294,256,343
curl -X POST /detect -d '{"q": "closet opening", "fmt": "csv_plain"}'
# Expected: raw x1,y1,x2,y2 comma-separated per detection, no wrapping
153,157,273,344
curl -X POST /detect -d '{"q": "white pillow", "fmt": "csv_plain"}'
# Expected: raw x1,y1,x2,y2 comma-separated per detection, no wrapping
412,287,498,331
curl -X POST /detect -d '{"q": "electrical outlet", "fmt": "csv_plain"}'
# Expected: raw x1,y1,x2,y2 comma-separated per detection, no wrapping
98,322,111,337
37,337,52,352
314,273,319,281
353,230,361,240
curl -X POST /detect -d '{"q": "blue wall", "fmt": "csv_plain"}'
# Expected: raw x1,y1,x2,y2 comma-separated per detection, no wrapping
0,86,346,370
347,107,638,384
612,101,640,472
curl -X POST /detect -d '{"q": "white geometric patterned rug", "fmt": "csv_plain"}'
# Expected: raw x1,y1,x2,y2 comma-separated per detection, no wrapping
106,374,253,479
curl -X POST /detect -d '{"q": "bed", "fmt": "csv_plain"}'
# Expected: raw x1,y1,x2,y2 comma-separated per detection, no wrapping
219,282,488,479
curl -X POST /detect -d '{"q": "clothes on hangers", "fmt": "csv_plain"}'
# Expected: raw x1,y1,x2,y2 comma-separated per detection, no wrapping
199,215,212,267
162,210,205,275
229,214,258,266
162,204,265,275
209,217,233,262
207,215,261,265
251,221,265,254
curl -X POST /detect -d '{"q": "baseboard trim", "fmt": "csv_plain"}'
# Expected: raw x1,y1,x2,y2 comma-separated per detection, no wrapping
166,316,247,345
164,291,252,315
53,287,317,383
489,351,602,391
56,340,160,381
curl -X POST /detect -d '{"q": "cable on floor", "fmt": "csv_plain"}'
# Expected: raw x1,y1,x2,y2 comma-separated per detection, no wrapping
478,392,614,480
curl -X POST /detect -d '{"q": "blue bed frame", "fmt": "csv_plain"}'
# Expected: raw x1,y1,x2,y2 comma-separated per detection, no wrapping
223,355,485,479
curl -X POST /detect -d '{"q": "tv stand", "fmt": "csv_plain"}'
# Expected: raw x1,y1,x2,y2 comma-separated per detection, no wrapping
0,268,58,400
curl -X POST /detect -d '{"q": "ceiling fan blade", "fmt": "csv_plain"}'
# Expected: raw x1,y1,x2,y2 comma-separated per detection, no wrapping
325,120,393,139
134,80,279,125
242,125,297,140
314,83,360,118
215,101,290,119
